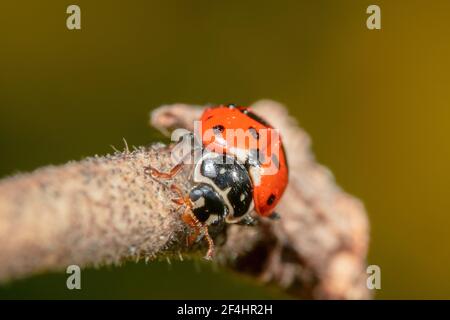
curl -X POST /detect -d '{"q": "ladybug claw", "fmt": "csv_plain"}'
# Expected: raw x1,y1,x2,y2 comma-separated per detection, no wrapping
171,198,185,206
203,254,213,261
186,233,198,246
237,215,258,226
268,211,281,220
204,244,214,260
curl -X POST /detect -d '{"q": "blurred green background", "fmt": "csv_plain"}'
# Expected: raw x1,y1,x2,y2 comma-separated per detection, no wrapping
0,0,449,299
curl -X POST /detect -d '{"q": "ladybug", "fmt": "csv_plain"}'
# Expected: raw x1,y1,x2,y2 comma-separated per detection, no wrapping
200,104,289,218
146,104,288,259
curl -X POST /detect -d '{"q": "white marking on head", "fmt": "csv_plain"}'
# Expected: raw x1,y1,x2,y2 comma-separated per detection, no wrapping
206,213,220,225
204,161,216,177
193,152,235,217
193,196,205,209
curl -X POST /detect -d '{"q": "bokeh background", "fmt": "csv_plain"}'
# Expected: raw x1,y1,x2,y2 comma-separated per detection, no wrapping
0,0,449,299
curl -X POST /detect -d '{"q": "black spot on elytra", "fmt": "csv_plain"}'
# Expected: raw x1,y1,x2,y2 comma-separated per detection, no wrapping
206,115,214,120
213,125,225,134
267,194,276,206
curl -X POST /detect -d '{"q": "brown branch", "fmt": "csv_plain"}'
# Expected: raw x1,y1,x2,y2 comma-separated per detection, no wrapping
0,100,371,299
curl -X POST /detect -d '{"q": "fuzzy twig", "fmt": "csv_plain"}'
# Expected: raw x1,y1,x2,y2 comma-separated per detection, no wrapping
0,100,370,299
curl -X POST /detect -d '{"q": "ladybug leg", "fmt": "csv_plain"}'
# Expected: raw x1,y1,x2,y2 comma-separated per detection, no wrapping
202,226,215,260
181,208,201,245
171,198,185,206
145,166,186,204
170,184,215,260
268,211,281,220
180,205,214,260
144,162,184,180
170,184,184,197
237,215,259,226
186,147,203,181
169,184,187,205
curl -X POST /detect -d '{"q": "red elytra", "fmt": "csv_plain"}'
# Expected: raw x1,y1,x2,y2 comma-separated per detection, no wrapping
199,105,288,217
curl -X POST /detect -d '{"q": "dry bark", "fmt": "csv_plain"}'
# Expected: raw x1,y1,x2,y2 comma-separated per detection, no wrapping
0,100,371,299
